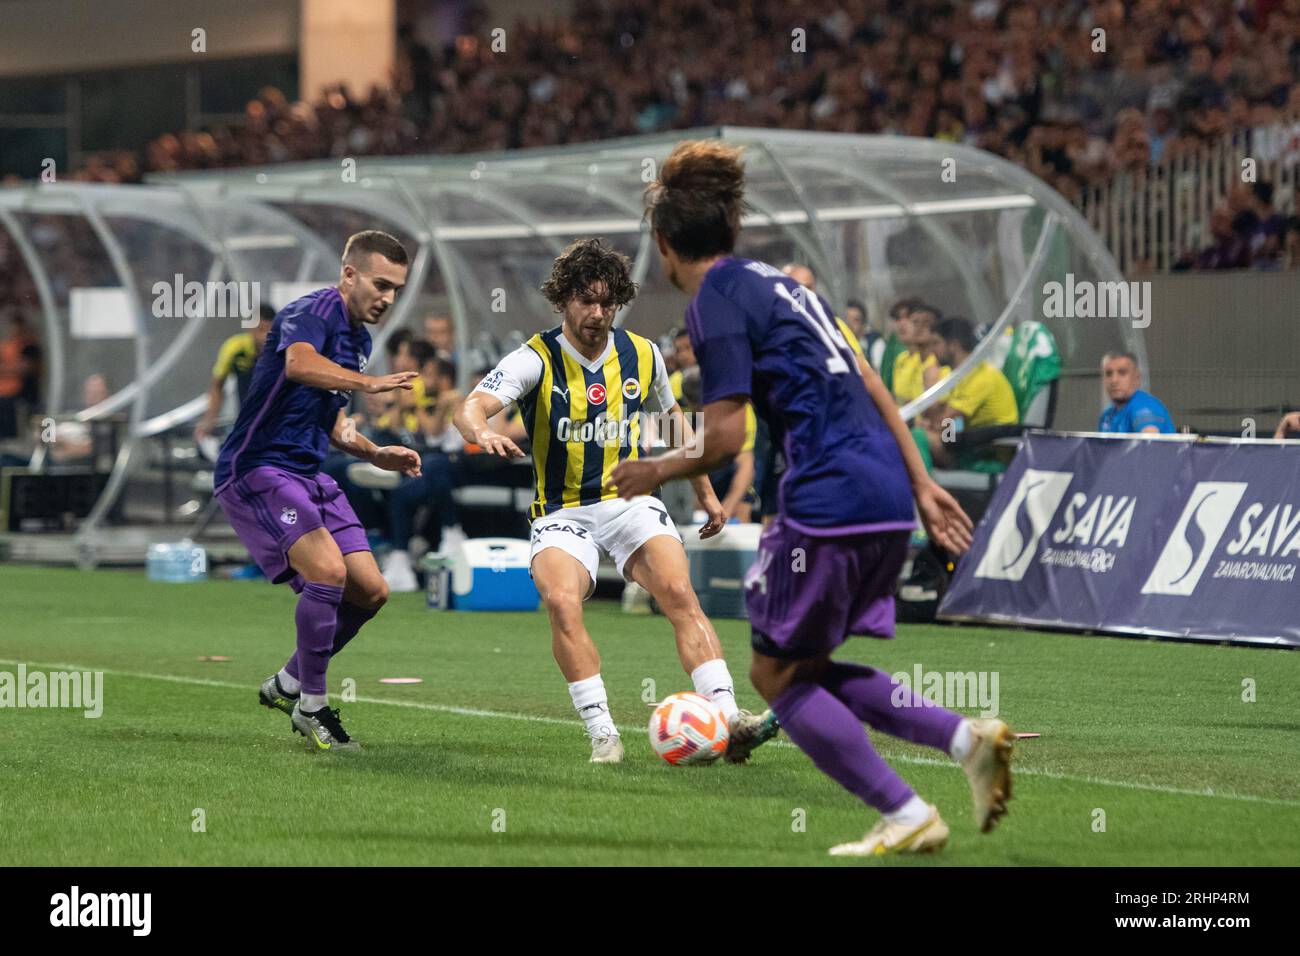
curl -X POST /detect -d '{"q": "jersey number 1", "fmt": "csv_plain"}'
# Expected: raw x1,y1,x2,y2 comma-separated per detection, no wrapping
775,284,850,375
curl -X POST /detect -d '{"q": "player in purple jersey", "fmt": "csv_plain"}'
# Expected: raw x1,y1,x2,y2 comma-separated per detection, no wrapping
214,231,421,752
611,141,1016,856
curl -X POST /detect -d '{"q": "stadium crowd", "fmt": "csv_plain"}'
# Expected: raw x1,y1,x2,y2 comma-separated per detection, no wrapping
37,0,1300,207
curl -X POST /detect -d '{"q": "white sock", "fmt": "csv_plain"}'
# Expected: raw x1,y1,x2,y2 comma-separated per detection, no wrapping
568,674,617,737
276,668,300,695
883,794,932,826
387,549,410,567
300,692,328,713
690,659,739,719
949,719,974,763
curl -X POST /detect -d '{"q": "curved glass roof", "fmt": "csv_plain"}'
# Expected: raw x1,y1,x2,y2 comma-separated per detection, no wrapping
0,127,1139,541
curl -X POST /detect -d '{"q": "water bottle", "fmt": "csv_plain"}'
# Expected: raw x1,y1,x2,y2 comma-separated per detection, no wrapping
147,539,208,583
421,552,453,610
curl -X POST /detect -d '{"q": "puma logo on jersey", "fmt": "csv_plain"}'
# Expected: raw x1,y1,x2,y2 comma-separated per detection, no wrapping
552,384,570,401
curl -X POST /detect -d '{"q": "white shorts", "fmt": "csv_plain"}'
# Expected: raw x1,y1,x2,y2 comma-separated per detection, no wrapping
529,496,682,599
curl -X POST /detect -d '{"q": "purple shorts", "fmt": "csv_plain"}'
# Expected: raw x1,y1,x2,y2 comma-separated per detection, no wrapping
745,517,910,660
216,466,369,588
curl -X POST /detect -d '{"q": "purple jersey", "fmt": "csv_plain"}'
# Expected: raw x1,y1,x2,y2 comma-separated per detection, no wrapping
686,257,913,532
214,287,370,492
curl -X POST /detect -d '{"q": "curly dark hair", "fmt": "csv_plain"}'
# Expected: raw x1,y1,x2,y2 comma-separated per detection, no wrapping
539,238,637,312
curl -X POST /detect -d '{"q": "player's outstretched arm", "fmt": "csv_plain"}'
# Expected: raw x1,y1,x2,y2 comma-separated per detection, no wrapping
608,397,747,500
662,401,726,538
284,342,418,394
455,392,525,458
329,411,420,476
857,360,973,555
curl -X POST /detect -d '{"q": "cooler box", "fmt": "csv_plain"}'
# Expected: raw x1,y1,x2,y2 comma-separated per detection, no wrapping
450,537,539,611
682,523,762,619
147,540,208,583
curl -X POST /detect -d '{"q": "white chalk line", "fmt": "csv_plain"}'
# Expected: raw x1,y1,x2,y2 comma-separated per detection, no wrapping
3,657,1298,810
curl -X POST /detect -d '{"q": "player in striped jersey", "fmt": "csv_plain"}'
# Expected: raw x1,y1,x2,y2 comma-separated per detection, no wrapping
455,239,779,764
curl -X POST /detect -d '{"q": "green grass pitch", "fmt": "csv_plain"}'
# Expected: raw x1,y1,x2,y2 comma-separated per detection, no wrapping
2,564,1298,866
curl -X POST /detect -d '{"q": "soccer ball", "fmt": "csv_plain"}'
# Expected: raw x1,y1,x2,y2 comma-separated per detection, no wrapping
648,692,729,766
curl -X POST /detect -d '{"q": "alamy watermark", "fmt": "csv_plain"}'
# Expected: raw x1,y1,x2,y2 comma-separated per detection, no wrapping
151,275,263,328
1,665,103,718
50,886,150,936
891,664,999,718
1042,273,1151,329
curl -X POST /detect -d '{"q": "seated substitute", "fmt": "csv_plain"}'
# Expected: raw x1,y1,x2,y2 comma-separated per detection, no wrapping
1098,351,1175,434
921,317,1019,469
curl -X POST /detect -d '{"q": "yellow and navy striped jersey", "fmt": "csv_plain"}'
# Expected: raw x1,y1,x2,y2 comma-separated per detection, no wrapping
212,332,260,403
518,326,660,519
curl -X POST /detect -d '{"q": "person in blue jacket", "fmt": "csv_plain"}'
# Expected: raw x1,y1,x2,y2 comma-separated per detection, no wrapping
1098,351,1175,434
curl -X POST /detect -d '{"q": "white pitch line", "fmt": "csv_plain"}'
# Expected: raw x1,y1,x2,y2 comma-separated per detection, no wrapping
4,657,1299,810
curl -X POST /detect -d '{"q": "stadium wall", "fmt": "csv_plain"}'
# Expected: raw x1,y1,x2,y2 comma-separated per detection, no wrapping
940,271,1299,435
1133,272,1300,437
0,0,298,75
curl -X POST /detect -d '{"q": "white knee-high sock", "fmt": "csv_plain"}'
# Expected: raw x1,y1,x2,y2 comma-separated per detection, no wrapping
948,719,974,763
568,674,617,737
690,658,739,719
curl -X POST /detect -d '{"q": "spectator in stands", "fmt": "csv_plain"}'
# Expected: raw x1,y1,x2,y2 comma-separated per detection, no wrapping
193,304,274,446
1098,351,1176,434
1146,105,1177,163
25,0,1295,245
424,314,456,361
1176,204,1251,270
1245,181,1287,269
921,317,1019,468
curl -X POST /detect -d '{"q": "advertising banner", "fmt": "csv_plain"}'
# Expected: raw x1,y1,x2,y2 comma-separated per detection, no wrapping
939,432,1300,646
